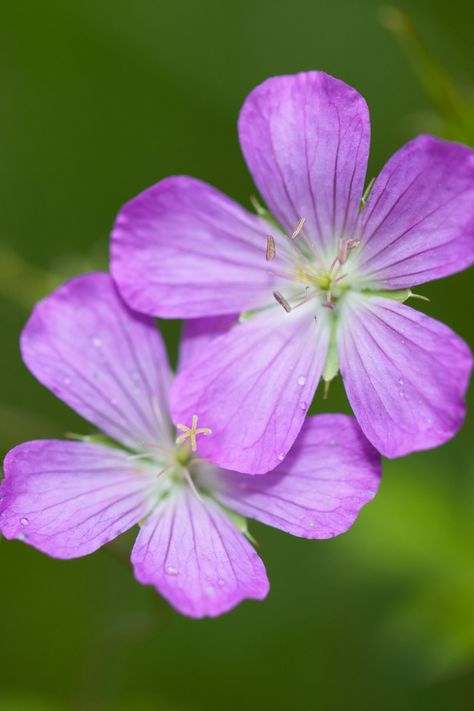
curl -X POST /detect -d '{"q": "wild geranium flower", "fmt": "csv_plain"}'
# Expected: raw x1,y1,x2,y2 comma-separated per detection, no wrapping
0,273,380,618
111,71,474,474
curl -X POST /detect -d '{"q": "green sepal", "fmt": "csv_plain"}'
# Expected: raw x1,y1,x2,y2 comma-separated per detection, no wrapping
65,431,123,449
220,505,258,546
362,288,430,303
322,318,340,384
250,195,281,231
239,304,274,323
359,177,375,211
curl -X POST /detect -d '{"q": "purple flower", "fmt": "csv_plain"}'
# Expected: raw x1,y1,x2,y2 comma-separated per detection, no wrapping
111,71,474,474
0,273,380,618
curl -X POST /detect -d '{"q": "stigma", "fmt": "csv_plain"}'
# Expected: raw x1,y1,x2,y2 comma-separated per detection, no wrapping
176,414,212,452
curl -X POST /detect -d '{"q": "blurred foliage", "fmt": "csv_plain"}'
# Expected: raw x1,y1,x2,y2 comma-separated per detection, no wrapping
0,1,473,710
381,5,474,144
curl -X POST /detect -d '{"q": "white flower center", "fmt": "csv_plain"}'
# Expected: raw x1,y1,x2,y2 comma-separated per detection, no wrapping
266,217,360,313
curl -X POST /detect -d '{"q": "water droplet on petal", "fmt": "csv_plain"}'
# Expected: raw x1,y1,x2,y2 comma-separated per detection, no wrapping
278,453,285,461
400,339,405,345
300,401,307,410
399,390,405,398
165,565,178,576
398,378,404,385
17,533,27,542
217,578,225,587
297,375,306,386
92,336,102,348
63,377,71,386
20,517,29,527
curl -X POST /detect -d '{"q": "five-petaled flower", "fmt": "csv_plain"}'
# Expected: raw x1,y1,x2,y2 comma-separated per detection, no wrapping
111,70,474,474
0,273,380,618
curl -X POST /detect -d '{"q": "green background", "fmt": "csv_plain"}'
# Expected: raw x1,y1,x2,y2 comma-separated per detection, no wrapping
1,1,473,709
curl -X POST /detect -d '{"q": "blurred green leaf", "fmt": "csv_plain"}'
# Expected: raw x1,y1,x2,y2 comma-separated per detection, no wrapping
381,5,474,145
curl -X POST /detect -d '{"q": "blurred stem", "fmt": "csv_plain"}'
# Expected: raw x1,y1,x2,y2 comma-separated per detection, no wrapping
0,244,60,309
380,6,474,139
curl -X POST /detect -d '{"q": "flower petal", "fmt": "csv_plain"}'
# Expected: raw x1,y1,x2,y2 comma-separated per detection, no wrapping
338,293,473,457
131,486,269,618
239,71,370,254
170,305,330,474
111,176,277,317
178,315,238,371
0,440,156,558
355,135,474,288
21,273,173,451
208,415,380,539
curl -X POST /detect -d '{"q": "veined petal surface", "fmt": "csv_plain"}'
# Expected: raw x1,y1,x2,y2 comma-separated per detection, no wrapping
178,315,238,371
354,135,474,288
21,273,173,451
131,486,269,618
338,293,473,457
0,440,156,558
111,176,277,317
239,71,370,255
209,415,381,539
170,305,330,474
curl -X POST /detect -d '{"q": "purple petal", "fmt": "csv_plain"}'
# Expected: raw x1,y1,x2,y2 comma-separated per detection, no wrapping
111,176,277,318
170,305,330,474
355,135,474,288
178,315,238,371
0,440,156,558
338,293,473,457
239,71,370,253
209,415,381,539
21,273,173,451
131,486,269,618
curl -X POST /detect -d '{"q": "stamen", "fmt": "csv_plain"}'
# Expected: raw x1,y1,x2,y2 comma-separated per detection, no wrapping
182,467,203,501
176,414,212,452
293,291,318,309
139,441,169,454
283,222,314,265
273,290,292,313
290,216,327,270
151,395,171,436
127,452,161,461
328,238,361,279
291,217,306,239
266,235,276,261
269,269,296,282
157,463,175,479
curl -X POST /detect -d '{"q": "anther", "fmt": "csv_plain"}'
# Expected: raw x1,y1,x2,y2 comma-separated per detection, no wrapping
337,238,360,266
273,290,292,313
266,235,276,261
291,217,306,239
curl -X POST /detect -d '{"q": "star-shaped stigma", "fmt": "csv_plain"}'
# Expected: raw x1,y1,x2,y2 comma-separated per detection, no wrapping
175,414,212,452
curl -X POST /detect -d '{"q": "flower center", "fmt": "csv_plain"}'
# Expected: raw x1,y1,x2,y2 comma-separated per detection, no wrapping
266,217,360,312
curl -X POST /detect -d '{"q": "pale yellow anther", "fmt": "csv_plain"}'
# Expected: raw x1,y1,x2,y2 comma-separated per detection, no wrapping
176,414,212,452
291,217,306,239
